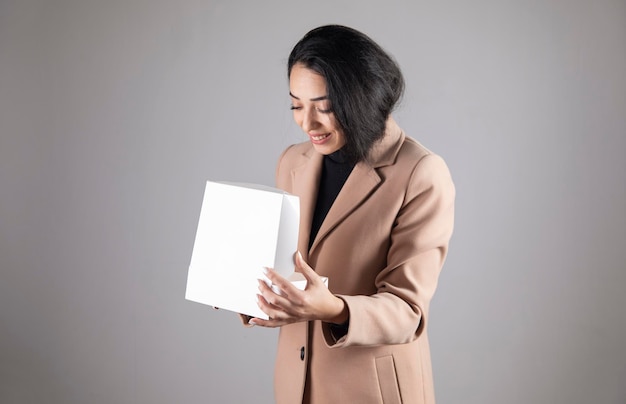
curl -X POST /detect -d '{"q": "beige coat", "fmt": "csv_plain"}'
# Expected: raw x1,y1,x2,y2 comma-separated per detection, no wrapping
273,119,455,404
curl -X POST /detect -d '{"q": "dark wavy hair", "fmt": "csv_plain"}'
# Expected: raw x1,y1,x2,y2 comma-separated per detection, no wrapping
288,25,405,163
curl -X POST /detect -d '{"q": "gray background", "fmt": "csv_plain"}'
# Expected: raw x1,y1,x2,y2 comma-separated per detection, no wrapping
1,0,625,403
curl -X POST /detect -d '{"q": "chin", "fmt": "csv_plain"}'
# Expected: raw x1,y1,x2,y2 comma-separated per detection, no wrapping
313,144,341,155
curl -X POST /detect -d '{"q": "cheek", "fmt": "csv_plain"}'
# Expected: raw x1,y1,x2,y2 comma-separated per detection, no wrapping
337,131,347,146
327,117,341,133
292,111,302,126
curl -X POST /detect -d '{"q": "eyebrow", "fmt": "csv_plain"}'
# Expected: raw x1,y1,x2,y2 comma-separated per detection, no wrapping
289,92,328,102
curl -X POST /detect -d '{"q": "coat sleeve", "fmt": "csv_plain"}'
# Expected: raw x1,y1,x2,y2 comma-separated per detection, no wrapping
322,153,455,347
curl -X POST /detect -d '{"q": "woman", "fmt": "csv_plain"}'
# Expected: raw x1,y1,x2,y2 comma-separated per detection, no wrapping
248,25,455,404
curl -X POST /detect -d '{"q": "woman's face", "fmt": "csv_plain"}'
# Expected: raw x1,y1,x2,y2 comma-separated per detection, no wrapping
289,63,346,155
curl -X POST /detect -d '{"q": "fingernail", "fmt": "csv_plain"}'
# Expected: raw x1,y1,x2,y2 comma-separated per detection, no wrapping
262,267,269,275
297,251,303,261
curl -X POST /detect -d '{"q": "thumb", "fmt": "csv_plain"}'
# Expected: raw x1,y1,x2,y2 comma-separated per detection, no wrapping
296,251,319,286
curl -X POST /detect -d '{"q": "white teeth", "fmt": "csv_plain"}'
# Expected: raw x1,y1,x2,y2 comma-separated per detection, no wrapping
312,134,329,141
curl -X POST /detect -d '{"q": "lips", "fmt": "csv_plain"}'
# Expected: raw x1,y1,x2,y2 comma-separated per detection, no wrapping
309,133,331,143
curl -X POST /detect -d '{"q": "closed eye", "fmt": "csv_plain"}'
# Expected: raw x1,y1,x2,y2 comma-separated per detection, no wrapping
289,105,332,113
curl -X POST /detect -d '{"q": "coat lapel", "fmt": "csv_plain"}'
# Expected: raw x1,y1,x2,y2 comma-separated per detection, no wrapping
309,118,405,255
309,162,381,254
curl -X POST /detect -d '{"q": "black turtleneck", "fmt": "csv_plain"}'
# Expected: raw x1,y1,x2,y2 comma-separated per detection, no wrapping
309,149,355,249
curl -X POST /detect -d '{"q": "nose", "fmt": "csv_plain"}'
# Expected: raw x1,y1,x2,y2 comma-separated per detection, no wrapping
300,108,317,132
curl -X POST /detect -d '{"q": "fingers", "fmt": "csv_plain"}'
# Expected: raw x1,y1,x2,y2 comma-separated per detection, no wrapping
257,278,296,320
253,254,322,327
262,267,297,297
295,251,320,287
251,293,293,328
256,268,290,325
248,316,285,328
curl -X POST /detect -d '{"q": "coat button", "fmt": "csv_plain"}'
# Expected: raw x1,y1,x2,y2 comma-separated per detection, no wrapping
300,346,305,361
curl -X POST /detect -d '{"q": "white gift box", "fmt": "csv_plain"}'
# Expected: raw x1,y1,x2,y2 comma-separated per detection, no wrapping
185,181,302,319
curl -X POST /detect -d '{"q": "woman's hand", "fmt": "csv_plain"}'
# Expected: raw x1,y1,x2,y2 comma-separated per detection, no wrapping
249,252,348,328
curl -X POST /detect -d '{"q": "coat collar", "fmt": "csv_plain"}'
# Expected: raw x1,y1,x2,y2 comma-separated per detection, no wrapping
291,118,405,257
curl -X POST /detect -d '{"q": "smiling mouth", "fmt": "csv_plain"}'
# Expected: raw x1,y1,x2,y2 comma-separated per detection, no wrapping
310,133,330,141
